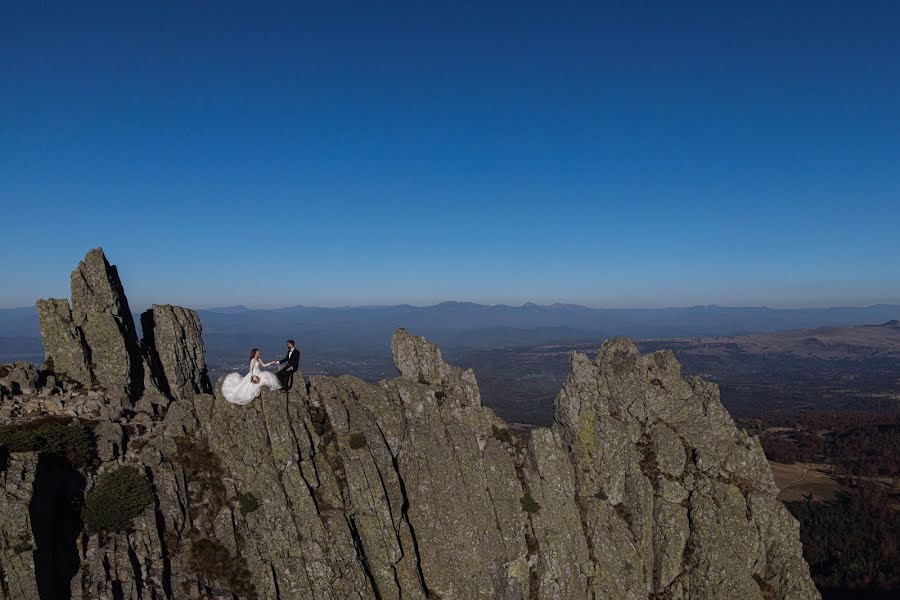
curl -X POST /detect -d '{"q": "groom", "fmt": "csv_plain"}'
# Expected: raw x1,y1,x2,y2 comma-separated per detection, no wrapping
277,339,300,391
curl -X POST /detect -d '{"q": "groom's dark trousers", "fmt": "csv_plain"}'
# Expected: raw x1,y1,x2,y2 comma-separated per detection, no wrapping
277,347,300,390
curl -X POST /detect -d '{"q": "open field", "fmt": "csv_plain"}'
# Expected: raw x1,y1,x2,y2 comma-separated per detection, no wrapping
770,462,844,502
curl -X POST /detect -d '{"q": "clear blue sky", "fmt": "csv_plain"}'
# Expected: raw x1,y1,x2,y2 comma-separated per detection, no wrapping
2,1,898,310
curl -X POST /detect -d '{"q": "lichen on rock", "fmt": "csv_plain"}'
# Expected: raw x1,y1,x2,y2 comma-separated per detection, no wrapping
3,249,821,599
69,247,145,399
0,327,822,600
0,362,39,397
141,304,211,402
35,298,92,386
34,248,210,414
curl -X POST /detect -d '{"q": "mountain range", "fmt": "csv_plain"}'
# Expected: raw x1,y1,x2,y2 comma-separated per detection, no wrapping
2,302,899,356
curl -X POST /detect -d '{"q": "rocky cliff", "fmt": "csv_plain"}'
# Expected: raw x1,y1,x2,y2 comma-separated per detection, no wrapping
0,249,819,599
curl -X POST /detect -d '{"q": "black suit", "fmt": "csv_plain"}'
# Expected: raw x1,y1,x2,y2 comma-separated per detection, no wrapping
277,347,300,390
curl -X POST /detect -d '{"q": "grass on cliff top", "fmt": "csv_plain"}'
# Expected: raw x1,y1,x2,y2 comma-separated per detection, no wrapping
492,425,514,445
0,417,96,467
82,466,154,532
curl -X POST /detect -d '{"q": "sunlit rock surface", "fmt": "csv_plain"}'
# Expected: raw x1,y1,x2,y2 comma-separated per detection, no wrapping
1,250,819,599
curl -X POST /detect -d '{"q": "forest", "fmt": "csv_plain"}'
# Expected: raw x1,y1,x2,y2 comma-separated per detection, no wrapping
738,411,900,476
788,483,898,598
739,410,900,598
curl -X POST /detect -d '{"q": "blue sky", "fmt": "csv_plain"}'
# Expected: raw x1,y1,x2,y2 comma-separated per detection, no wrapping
2,1,898,310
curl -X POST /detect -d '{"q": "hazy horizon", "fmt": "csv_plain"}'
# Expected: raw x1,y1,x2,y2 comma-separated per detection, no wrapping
3,292,900,314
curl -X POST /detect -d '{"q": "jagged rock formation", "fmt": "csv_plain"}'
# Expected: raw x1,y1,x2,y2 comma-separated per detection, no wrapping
141,305,211,402
2,251,819,599
0,364,38,398
0,453,39,599
34,248,210,409
69,248,144,398
34,299,92,385
546,340,817,598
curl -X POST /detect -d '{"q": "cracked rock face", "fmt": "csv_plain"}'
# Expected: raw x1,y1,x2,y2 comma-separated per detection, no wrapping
35,248,209,412
548,338,819,599
35,299,92,386
0,330,819,600
69,248,144,399
0,363,39,397
141,304,211,402
0,453,39,600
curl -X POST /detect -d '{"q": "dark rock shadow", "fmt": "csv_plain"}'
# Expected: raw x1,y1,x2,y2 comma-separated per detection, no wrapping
29,453,85,600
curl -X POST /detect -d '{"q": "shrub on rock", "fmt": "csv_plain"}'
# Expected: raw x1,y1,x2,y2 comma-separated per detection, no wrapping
83,465,153,532
520,492,541,514
491,424,514,445
0,417,95,466
237,491,260,514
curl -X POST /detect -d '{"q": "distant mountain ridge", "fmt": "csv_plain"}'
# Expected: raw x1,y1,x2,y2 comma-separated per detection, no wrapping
2,302,899,355
203,304,251,314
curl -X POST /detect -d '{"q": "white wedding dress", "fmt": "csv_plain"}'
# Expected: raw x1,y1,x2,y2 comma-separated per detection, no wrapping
221,358,281,405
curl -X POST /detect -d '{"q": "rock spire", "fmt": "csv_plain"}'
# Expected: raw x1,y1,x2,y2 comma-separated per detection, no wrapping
35,247,210,408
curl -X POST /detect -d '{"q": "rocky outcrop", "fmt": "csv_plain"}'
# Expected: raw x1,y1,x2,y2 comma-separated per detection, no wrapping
35,248,208,410
0,453,40,600
69,248,145,399
0,330,819,599
0,363,38,397
141,305,211,402
34,299,91,386
547,339,818,599
6,251,819,599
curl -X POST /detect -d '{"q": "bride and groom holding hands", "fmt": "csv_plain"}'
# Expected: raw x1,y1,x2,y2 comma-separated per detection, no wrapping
221,340,300,405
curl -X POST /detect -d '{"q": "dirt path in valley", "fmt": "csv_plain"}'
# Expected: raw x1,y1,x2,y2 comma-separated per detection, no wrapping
778,465,811,493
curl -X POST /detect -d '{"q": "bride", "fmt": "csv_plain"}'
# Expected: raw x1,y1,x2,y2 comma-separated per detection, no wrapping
221,348,281,405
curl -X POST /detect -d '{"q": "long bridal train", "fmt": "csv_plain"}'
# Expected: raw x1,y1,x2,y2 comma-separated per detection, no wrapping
221,355,280,404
